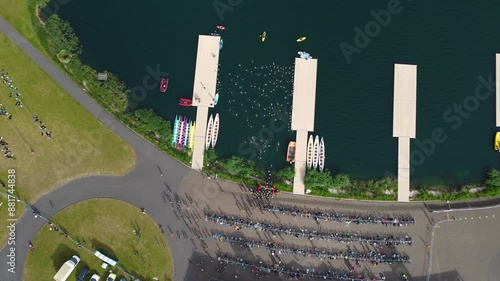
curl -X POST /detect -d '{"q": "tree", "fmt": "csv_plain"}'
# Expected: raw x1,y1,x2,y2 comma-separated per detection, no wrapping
133,109,171,144
485,169,500,188
223,156,255,178
45,15,82,56
276,166,295,182
331,174,351,189
305,169,334,189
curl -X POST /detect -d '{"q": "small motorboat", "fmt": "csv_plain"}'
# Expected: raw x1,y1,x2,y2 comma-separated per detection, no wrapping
297,37,306,42
495,132,500,152
159,77,169,92
179,98,192,107
216,25,226,30
261,31,266,42
286,141,296,163
214,93,219,105
298,51,312,60
220,39,223,49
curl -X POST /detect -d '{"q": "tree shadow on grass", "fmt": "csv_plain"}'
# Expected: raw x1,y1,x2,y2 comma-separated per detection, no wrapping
50,244,77,271
90,238,118,261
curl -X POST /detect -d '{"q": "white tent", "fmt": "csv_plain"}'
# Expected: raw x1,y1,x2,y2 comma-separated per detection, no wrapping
94,250,117,266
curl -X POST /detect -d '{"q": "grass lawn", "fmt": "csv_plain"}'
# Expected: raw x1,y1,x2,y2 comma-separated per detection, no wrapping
0,0,42,50
0,32,135,243
24,199,173,281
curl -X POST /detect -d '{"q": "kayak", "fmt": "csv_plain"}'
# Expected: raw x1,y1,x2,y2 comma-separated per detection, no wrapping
216,25,226,30
179,98,192,107
495,132,500,151
214,93,219,105
220,39,223,49
261,31,266,42
159,77,168,93
297,37,306,42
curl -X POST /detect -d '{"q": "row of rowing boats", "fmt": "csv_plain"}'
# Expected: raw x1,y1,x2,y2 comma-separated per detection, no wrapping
172,115,196,152
306,135,325,172
205,113,220,150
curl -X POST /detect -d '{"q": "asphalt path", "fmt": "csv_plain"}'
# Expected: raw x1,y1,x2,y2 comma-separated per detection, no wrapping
0,17,194,281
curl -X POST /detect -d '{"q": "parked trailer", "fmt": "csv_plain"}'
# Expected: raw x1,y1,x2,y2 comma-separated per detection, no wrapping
54,255,80,281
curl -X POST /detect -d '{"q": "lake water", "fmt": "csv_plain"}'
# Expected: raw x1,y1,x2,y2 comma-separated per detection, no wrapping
55,0,500,186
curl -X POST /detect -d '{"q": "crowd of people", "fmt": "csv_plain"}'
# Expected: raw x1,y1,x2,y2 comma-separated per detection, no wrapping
1,69,52,139
250,184,279,199
259,204,416,226
205,211,413,246
1,70,16,120
212,232,411,264
32,115,52,139
0,137,14,159
216,254,386,281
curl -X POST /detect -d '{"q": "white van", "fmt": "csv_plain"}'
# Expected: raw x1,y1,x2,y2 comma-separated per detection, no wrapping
54,255,80,281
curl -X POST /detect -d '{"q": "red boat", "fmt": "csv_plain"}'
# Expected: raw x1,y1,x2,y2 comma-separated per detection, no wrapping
216,25,226,30
159,77,169,92
179,98,192,107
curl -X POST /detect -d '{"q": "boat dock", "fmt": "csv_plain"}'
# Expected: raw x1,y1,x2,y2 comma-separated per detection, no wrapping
191,35,220,171
496,54,500,126
392,64,417,202
291,57,318,195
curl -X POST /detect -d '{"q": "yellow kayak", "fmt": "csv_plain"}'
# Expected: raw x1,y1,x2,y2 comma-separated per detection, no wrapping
495,132,500,151
296,37,306,42
261,31,266,42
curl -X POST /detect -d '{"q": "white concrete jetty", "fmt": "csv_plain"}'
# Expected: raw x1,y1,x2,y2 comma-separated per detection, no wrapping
291,57,318,194
191,35,220,171
496,54,500,127
393,63,417,202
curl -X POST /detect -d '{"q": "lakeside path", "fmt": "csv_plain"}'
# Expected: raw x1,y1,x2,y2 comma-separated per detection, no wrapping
0,16,499,281
0,17,195,281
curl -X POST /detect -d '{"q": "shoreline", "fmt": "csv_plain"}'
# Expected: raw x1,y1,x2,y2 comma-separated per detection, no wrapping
23,0,500,202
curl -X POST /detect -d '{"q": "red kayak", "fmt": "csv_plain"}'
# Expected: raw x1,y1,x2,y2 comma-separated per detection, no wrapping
216,25,226,30
179,98,192,107
160,77,169,93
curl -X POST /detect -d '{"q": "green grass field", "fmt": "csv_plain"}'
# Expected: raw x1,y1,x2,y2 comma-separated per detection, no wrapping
0,31,136,243
0,0,42,49
24,199,173,281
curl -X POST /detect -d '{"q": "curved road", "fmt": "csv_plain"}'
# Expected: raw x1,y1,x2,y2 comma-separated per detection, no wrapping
0,17,196,281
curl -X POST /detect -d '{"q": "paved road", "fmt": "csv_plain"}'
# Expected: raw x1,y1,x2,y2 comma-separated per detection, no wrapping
0,17,195,281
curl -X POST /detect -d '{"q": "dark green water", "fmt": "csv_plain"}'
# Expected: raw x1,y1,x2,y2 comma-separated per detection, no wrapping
56,0,500,186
